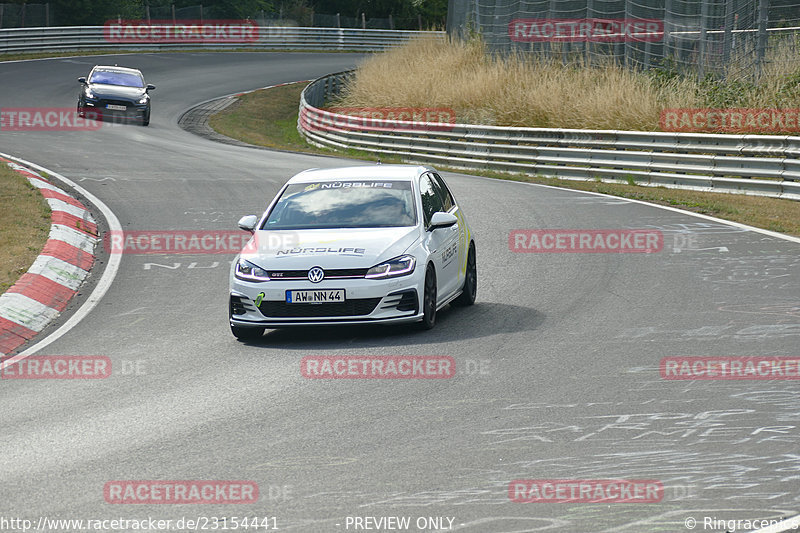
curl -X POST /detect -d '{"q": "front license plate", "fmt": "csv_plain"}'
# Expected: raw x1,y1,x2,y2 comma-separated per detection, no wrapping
286,289,345,304
106,104,127,111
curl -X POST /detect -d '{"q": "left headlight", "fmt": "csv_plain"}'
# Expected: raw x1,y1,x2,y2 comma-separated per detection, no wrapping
137,95,149,104
365,255,416,279
234,259,270,282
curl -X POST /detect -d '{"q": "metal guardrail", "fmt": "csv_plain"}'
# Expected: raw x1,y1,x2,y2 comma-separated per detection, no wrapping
0,25,440,53
298,71,800,201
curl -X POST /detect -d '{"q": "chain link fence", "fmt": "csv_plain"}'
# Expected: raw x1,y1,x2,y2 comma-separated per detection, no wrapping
447,0,800,80
0,3,51,28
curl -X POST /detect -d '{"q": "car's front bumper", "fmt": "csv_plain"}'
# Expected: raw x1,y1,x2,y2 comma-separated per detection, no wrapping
80,100,148,121
229,273,424,328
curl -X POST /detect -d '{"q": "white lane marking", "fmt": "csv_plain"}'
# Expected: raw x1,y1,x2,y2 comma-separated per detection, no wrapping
476,176,800,245
0,152,122,362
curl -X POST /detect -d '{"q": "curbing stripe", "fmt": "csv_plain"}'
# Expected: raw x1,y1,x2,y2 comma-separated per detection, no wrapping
0,152,122,361
0,293,61,332
39,188,87,209
45,198,93,219
0,317,37,354
50,224,98,253
50,211,98,237
6,273,76,312
41,240,95,271
0,157,99,355
26,255,89,292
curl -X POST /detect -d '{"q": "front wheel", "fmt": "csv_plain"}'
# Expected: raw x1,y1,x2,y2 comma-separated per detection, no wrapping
453,244,477,306
231,325,264,341
141,109,150,126
419,265,437,330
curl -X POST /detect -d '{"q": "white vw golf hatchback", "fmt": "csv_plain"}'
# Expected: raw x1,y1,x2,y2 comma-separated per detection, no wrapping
229,165,476,340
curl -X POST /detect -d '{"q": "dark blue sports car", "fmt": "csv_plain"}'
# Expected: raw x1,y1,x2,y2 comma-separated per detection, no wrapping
77,65,155,126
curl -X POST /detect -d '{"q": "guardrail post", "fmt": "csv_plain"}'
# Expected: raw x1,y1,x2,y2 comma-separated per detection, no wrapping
336,13,341,28
0,5,4,29
362,13,366,29
46,3,50,26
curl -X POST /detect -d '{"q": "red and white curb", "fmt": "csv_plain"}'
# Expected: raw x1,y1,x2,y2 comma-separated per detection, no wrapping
0,157,98,355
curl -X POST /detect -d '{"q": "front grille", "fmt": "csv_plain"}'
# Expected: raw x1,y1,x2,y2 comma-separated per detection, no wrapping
258,298,381,317
99,99,131,108
267,268,368,280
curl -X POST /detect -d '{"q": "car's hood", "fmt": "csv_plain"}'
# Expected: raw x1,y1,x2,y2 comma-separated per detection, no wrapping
241,227,420,270
88,83,146,99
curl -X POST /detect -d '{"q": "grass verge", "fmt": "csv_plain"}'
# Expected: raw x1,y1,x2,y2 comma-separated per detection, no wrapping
335,35,800,131
0,162,51,293
208,82,800,237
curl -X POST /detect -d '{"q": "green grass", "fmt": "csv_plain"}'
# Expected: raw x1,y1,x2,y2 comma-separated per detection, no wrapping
0,162,51,293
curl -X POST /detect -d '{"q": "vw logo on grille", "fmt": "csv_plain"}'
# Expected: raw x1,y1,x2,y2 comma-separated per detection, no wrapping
307,267,325,283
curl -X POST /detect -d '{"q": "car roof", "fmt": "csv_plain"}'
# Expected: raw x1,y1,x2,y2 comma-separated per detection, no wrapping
288,165,434,184
91,65,143,75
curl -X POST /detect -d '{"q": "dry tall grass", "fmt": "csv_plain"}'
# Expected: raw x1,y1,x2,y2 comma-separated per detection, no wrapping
335,35,800,131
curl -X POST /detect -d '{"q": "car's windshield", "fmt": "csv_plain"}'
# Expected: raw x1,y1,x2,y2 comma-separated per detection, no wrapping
264,180,416,230
89,70,144,88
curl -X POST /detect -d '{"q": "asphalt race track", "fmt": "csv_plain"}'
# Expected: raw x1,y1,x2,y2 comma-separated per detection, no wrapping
1,52,799,532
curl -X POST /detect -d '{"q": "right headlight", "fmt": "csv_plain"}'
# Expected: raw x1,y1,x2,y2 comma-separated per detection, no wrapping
365,255,416,279
234,259,270,282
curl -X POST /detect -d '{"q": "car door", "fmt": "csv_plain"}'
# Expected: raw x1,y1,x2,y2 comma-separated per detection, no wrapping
431,172,467,294
420,173,460,301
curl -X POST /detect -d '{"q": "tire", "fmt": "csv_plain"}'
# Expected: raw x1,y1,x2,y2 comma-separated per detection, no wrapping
453,243,477,307
419,265,437,330
77,103,85,118
142,110,150,127
231,325,265,341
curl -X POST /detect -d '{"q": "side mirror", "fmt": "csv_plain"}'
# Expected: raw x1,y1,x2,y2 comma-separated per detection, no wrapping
237,215,258,232
78,77,87,84
146,84,156,91
429,211,458,230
